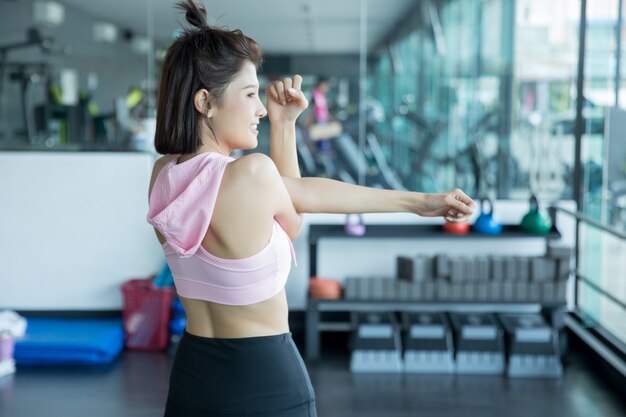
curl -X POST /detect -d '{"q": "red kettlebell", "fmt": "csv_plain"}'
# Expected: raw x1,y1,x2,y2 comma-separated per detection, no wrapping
443,220,470,235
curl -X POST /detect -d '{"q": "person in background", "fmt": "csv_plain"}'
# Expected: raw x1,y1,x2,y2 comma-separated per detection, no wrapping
310,76,332,152
312,77,330,123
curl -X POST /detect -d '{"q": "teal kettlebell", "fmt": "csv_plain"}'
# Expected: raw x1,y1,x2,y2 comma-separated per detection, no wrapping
520,194,553,234
472,197,502,235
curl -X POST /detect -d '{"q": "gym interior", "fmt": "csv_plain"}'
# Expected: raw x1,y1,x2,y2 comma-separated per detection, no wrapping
1,0,626,416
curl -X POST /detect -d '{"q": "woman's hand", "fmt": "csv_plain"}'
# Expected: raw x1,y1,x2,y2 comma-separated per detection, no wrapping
266,74,309,124
417,189,476,222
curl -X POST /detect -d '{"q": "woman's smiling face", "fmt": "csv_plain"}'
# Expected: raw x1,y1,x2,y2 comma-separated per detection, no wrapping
207,61,267,151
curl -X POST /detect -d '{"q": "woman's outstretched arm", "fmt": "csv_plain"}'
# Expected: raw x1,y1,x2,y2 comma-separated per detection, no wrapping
282,176,476,222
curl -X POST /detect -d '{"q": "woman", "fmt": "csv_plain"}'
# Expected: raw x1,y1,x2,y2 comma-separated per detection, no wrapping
147,1,476,416
309,76,334,152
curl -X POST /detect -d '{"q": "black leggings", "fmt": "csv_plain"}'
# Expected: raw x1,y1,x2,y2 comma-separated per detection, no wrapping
164,329,317,417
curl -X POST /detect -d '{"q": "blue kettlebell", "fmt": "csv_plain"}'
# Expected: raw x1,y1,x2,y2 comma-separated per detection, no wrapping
473,197,502,235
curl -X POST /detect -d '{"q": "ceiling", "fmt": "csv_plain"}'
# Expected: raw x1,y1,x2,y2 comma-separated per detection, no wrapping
56,0,416,54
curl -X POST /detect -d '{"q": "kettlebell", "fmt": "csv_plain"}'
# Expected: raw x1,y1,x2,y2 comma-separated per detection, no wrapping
472,197,502,235
345,213,366,236
520,194,553,234
442,220,470,235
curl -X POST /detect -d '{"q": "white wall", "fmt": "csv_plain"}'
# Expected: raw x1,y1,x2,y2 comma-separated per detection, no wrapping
0,151,162,310
0,150,577,311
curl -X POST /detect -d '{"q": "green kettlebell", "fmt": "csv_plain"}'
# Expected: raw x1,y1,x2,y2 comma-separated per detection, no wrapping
520,194,553,234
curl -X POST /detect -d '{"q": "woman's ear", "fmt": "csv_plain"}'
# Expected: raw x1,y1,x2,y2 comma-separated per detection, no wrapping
193,89,214,118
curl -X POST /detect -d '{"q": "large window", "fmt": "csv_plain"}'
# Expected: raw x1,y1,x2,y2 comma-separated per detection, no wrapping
581,0,623,221
370,0,504,197
369,0,626,223
368,0,588,201
512,0,581,201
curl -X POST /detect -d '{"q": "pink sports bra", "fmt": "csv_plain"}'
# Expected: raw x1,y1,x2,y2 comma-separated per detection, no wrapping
146,152,297,306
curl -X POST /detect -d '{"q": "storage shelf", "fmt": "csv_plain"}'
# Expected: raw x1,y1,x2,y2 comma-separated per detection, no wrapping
308,299,565,313
309,224,561,243
304,222,565,361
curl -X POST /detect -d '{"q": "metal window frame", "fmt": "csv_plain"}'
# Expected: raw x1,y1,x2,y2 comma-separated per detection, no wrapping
551,205,626,377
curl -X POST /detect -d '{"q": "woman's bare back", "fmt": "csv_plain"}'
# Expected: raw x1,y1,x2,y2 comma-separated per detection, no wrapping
149,153,290,338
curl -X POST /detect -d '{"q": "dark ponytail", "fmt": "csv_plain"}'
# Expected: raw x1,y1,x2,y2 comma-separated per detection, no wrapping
175,0,208,29
154,0,263,155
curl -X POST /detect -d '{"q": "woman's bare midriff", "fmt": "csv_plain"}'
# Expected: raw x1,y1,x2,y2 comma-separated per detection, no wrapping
179,289,290,339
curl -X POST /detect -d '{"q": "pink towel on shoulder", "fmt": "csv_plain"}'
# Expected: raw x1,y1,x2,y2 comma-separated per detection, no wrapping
147,152,235,258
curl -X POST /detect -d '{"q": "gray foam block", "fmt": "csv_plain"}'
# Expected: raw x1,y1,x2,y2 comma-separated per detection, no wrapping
463,283,476,301
345,277,357,299
476,283,489,301
396,256,413,281
383,279,394,300
544,259,558,281
359,278,372,300
352,279,362,300
503,282,515,301
514,282,528,302
557,258,572,280
489,282,502,301
475,256,490,281
414,255,435,282
437,281,450,301
515,257,530,282
531,258,548,282
396,281,410,301
541,282,555,303
372,278,384,300
450,283,463,300
505,256,518,281
436,254,451,278
491,256,505,281
450,257,465,282
555,279,567,303
528,282,541,302
464,257,476,281
410,282,422,301
424,281,436,301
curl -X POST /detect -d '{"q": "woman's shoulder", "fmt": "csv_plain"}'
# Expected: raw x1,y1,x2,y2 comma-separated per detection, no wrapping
220,153,284,214
225,153,279,184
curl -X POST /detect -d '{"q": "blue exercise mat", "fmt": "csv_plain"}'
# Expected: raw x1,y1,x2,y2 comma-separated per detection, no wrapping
14,318,124,365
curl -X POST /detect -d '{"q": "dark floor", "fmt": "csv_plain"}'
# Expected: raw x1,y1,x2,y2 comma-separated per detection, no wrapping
1,333,625,417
